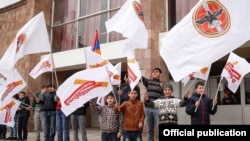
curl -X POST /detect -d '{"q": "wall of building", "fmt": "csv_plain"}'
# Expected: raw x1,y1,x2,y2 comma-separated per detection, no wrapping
0,0,52,131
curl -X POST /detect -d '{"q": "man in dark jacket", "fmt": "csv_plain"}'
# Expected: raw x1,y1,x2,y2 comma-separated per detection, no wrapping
185,81,218,125
42,84,57,141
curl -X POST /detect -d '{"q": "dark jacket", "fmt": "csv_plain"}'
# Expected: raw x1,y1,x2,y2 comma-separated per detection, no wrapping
119,83,140,104
185,93,217,125
41,91,57,111
141,76,163,108
17,96,30,117
71,102,89,115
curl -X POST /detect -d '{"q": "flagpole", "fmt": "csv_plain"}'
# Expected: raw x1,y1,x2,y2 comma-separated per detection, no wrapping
194,79,208,112
212,77,222,110
105,66,118,103
50,53,59,88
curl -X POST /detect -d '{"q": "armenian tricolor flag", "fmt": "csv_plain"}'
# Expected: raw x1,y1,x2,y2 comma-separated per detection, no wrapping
91,30,101,55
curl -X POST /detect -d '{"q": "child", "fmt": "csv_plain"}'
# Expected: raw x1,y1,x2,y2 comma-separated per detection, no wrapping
90,93,123,141
17,91,30,141
141,67,163,141
145,83,189,125
114,86,145,141
117,73,140,104
185,81,218,125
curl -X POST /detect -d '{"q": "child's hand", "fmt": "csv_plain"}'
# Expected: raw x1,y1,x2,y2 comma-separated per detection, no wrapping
117,132,122,138
213,99,217,105
115,103,120,108
195,100,200,107
144,92,149,101
117,90,123,95
138,123,143,128
184,90,189,98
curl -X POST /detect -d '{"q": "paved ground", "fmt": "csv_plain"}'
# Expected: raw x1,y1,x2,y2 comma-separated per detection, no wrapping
3,128,101,141
3,128,156,141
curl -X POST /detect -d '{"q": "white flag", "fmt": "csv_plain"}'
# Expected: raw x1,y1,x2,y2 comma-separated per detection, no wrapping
96,94,106,106
181,65,211,87
85,49,118,80
112,62,122,85
221,52,250,93
0,98,21,127
105,0,148,49
181,72,195,87
0,11,51,70
126,46,141,90
0,69,27,101
160,0,250,82
193,65,211,81
29,54,53,79
56,67,112,116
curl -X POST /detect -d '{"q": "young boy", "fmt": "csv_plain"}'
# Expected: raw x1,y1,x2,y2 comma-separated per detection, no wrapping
17,91,30,141
91,93,123,141
185,81,218,125
144,83,189,125
114,86,145,141
141,67,163,141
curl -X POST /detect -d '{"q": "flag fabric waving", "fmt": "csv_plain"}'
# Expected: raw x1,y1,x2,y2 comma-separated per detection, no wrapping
193,65,211,81
91,30,101,55
126,46,141,90
0,11,51,70
105,0,148,49
181,72,195,87
0,69,27,101
29,54,53,79
160,0,250,82
0,98,21,127
112,62,122,85
221,52,250,93
56,67,112,116
181,65,211,87
85,49,118,79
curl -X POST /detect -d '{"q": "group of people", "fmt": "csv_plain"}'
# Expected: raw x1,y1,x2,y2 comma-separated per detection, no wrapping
0,91,30,141
1,83,89,141
1,67,218,141
89,67,218,141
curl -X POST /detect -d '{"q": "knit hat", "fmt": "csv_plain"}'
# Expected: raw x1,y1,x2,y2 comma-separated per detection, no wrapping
163,83,173,91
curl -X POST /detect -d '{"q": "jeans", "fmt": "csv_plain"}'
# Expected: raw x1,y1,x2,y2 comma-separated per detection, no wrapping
17,114,29,140
70,115,87,141
10,115,17,137
34,110,45,141
56,109,70,141
101,132,119,141
43,111,56,141
144,107,159,141
122,131,142,141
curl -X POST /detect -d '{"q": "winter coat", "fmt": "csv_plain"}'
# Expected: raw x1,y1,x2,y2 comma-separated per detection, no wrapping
185,93,217,125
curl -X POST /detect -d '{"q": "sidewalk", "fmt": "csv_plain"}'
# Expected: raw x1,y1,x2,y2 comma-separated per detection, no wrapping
5,128,101,141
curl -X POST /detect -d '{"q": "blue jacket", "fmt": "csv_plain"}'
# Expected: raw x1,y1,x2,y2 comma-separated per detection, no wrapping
185,93,217,125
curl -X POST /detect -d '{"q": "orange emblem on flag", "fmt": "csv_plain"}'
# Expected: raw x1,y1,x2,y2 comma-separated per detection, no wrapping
1,80,23,101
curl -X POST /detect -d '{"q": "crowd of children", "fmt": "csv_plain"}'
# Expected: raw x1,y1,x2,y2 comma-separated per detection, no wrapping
0,68,219,141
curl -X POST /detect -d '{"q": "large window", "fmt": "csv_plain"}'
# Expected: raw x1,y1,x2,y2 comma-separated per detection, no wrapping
167,0,198,29
52,0,126,52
